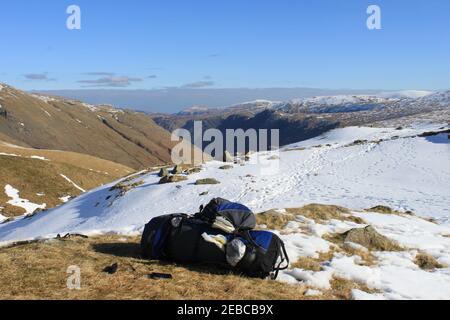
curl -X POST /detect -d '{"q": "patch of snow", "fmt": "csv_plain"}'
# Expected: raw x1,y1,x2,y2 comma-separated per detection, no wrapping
344,241,369,253
0,152,20,157
40,108,51,117
4,185,46,215
82,103,99,112
32,94,56,103
351,290,385,300
59,195,72,203
304,289,322,296
282,269,333,290
375,263,450,299
59,174,86,193
279,233,330,262
0,213,7,224
30,156,50,161
326,254,381,288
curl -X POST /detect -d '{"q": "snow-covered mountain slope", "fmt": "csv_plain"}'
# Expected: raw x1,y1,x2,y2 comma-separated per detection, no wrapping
418,91,450,107
1,123,449,241
378,90,434,99
282,91,449,115
289,95,391,112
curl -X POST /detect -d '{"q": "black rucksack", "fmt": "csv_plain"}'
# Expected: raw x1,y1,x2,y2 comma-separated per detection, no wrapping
140,198,289,279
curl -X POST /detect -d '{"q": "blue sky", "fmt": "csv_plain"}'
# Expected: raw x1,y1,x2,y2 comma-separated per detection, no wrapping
1,0,449,91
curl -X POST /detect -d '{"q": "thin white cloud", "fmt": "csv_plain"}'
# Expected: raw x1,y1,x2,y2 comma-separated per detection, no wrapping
24,73,56,81
77,75,142,87
182,80,215,88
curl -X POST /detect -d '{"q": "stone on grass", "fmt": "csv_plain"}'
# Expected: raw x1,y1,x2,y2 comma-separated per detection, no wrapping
343,226,402,251
159,175,188,184
195,178,221,185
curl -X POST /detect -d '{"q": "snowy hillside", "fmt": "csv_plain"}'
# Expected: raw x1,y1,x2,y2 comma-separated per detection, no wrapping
1,123,449,299
207,90,449,115
1,122,449,238
378,90,434,99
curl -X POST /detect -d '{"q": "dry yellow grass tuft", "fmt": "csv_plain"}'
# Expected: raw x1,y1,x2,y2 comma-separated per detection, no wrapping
286,204,366,224
365,205,398,214
342,244,376,266
324,226,403,252
291,251,336,271
323,277,380,300
256,204,366,233
256,210,296,230
109,180,145,197
414,252,445,270
365,205,414,216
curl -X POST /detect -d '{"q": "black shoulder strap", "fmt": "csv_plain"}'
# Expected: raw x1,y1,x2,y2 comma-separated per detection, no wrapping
271,241,289,280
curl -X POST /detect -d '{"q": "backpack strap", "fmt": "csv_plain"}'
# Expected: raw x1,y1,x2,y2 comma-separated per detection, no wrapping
271,241,289,280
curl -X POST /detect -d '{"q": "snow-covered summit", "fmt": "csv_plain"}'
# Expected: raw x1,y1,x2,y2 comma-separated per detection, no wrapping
291,95,388,106
379,90,434,99
418,91,450,106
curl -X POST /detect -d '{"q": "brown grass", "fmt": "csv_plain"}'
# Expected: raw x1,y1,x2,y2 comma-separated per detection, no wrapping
109,180,145,197
365,205,414,216
414,252,445,270
286,204,366,224
159,175,188,184
324,226,403,252
282,147,306,152
0,86,180,169
0,234,383,300
291,251,336,271
256,204,366,233
0,142,133,176
0,235,315,300
0,154,134,217
323,277,379,300
292,244,376,270
256,210,296,230
342,245,376,266
366,205,397,214
194,178,221,185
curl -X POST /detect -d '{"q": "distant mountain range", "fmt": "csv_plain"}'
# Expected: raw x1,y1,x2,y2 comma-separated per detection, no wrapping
152,90,450,148
35,87,400,113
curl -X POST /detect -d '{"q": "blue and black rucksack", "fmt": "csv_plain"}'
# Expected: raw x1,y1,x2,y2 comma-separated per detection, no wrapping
141,198,289,279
